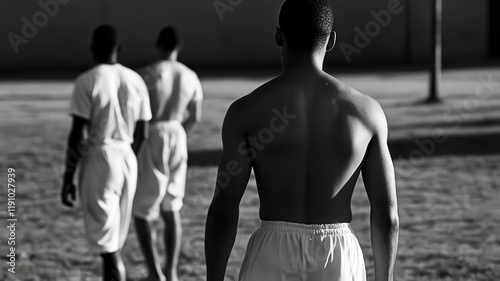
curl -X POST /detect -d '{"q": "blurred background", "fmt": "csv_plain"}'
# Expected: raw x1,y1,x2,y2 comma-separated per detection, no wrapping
0,0,498,72
1,1,500,281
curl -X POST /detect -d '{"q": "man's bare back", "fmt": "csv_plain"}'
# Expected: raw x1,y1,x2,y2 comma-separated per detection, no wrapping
227,70,384,224
208,67,396,281
206,1,398,280
132,27,204,281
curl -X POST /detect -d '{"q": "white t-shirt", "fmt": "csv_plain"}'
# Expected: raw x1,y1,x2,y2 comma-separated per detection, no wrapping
70,64,152,144
138,61,203,122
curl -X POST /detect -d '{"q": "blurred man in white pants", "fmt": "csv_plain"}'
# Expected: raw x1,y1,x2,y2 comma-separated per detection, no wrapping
132,27,203,281
61,25,152,281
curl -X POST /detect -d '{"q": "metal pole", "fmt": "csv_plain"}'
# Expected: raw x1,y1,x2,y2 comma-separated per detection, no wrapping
428,0,442,103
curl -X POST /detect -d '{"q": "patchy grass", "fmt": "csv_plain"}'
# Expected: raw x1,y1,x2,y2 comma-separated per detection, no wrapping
0,69,499,280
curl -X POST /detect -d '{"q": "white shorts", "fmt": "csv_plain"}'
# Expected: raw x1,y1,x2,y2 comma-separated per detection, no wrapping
133,121,187,220
239,221,366,281
77,142,137,254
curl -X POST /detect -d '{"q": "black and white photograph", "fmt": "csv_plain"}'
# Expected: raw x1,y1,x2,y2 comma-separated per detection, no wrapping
1,0,499,280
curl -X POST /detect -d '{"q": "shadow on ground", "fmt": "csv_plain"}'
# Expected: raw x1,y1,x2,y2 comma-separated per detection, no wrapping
188,132,500,167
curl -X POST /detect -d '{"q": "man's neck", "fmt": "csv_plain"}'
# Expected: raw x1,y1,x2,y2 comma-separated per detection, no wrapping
159,50,178,62
281,47,325,74
99,54,118,65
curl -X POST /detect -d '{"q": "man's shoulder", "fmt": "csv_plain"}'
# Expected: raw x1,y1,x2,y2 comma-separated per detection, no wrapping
116,65,147,87
331,77,379,109
223,79,280,131
134,64,151,77
175,62,200,81
75,65,102,83
118,64,142,78
226,94,252,118
335,79,386,132
152,61,200,81
243,76,283,101
228,78,275,111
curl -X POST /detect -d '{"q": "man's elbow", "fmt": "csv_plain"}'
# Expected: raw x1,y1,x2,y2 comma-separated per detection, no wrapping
390,214,399,233
207,201,239,227
389,203,399,230
372,208,399,230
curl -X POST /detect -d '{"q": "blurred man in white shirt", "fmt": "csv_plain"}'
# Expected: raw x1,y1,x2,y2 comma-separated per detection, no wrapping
61,25,152,281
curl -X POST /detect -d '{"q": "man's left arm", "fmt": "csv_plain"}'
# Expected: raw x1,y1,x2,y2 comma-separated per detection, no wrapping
132,120,148,155
205,102,251,281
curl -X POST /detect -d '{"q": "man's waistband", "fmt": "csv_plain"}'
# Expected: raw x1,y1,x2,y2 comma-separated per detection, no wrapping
150,120,183,128
260,220,352,235
83,139,132,147
149,120,184,131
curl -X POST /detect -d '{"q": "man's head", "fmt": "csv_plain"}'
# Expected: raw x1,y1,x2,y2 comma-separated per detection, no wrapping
156,27,181,52
91,25,120,63
277,0,335,51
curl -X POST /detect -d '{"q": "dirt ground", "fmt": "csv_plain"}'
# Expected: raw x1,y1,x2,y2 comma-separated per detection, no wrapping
0,68,499,280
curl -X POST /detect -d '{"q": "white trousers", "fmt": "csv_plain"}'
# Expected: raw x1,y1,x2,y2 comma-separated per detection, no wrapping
239,221,366,281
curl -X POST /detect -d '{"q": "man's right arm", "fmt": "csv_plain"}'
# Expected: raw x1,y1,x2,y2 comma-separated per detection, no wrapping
362,101,399,281
205,101,251,281
63,75,91,207
61,116,87,207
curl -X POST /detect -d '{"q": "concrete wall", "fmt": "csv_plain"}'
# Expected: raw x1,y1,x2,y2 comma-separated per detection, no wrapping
0,0,490,72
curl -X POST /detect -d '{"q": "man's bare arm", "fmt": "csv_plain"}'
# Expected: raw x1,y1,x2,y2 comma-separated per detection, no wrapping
182,98,202,134
132,120,148,155
61,116,88,207
362,102,399,281
205,102,251,281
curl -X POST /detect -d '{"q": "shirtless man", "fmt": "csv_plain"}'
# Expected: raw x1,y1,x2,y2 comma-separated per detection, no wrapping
61,25,152,281
205,1,399,280
132,27,203,281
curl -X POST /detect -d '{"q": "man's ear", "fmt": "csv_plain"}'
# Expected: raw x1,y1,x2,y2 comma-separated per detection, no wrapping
326,31,336,52
275,27,284,47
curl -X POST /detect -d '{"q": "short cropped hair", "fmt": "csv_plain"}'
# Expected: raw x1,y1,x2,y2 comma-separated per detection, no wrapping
91,25,119,62
156,27,180,51
279,0,334,50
